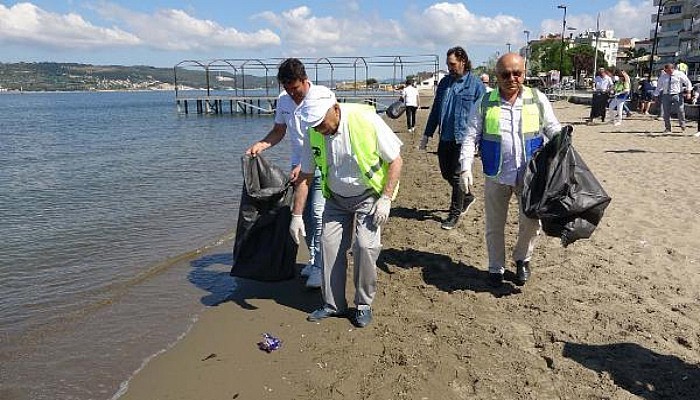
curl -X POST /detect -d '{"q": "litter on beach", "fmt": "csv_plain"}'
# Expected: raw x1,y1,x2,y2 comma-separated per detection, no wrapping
257,333,282,353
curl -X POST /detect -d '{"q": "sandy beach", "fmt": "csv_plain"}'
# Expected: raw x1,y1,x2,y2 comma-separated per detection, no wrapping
118,100,700,400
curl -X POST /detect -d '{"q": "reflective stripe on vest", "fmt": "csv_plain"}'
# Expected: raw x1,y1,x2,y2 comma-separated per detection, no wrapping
309,103,398,199
480,86,544,178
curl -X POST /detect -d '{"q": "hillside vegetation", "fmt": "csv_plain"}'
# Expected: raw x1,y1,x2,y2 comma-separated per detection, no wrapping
0,62,273,91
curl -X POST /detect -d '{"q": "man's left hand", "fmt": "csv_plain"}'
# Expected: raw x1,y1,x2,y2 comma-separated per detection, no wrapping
370,195,391,226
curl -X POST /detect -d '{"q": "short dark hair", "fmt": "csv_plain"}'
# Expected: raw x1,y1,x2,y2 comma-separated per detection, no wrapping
446,46,472,71
277,58,307,84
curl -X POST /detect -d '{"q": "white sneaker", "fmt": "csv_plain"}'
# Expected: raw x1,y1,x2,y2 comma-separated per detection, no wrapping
305,267,322,289
300,263,314,277
694,132,700,137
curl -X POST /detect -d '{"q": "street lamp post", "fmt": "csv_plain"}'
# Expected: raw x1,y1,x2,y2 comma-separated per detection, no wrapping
506,42,512,52
593,13,600,78
648,0,667,80
557,4,568,80
523,30,531,75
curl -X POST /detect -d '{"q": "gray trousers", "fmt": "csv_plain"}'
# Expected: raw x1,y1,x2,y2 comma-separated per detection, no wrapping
661,93,686,131
321,191,382,312
484,178,540,274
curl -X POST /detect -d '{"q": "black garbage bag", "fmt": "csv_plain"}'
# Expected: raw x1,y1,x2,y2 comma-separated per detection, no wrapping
230,154,297,281
522,125,612,247
386,100,406,119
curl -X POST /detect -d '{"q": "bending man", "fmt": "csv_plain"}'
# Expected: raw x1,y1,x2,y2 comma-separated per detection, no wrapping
290,96,403,328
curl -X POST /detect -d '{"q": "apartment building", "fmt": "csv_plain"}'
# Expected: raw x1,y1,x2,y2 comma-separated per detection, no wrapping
651,0,700,76
574,29,620,68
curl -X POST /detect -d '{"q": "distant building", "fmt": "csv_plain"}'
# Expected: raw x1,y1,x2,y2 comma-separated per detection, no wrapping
417,70,447,92
616,37,642,69
574,29,619,68
649,0,700,79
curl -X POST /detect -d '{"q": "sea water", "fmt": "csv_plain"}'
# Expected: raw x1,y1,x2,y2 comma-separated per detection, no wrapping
0,91,289,399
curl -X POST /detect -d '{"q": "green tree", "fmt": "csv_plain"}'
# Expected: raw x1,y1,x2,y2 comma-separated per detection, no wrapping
529,39,570,75
566,44,608,79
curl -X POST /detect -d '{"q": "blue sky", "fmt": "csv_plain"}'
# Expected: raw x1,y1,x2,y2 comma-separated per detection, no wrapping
0,1,655,68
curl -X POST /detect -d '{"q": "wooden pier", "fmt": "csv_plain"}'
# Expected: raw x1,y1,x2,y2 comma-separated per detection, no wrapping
176,95,278,115
175,92,405,115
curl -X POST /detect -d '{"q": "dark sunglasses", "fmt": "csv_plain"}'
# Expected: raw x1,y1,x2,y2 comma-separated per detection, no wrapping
499,70,523,79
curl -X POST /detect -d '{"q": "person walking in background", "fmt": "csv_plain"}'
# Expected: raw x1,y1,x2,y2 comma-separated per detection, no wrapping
420,46,485,230
480,73,493,93
459,53,561,288
245,58,332,289
653,63,692,133
607,69,631,127
290,97,403,328
588,67,613,123
638,78,655,115
401,78,420,133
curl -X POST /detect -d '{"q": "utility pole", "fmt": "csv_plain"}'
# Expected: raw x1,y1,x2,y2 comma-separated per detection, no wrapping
593,13,600,76
648,0,667,80
524,30,531,75
557,4,568,80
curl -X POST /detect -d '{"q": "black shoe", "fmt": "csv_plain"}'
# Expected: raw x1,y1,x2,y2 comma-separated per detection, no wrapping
352,308,373,328
461,194,475,215
441,214,460,230
488,272,504,287
515,260,530,286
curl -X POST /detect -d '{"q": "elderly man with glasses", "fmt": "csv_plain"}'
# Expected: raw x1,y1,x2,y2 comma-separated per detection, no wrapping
459,53,562,288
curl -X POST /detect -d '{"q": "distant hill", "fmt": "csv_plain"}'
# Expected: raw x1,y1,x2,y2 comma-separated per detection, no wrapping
0,62,276,91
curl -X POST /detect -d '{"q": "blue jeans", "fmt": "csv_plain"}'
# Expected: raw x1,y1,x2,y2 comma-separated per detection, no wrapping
302,168,325,267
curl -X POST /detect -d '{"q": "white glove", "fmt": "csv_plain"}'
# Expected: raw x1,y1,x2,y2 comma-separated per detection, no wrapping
418,135,429,150
289,214,306,245
370,195,391,226
459,170,473,193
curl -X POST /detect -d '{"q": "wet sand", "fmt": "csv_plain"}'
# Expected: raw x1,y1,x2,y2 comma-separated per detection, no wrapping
119,100,700,400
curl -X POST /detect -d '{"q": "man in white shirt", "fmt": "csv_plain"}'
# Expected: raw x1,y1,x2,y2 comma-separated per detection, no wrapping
246,58,333,289
400,79,420,132
653,63,692,133
480,73,493,93
589,68,613,123
290,97,403,328
459,53,562,288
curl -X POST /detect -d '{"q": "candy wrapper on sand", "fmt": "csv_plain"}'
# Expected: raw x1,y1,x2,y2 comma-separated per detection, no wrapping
257,333,282,353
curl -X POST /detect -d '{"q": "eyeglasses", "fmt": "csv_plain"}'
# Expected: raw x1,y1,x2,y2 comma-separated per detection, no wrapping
499,70,523,79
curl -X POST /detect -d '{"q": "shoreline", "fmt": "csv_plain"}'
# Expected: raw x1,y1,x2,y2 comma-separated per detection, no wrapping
118,100,700,399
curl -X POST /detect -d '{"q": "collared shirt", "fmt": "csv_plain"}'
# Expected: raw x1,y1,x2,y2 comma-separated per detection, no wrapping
594,74,613,92
424,72,485,143
460,87,561,187
274,83,335,168
300,109,403,197
401,85,420,107
654,70,692,96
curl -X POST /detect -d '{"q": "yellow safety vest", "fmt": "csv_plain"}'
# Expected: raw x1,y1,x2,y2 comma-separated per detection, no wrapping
309,103,399,199
480,86,544,177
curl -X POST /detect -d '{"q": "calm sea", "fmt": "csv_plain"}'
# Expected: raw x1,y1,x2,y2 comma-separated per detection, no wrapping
0,90,290,399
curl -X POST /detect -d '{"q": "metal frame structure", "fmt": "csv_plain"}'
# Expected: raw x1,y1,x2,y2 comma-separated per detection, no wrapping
173,55,439,98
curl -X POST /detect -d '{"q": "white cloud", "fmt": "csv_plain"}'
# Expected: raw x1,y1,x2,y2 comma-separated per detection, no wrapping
92,2,280,51
256,6,402,55
405,2,526,49
255,2,526,57
0,2,140,49
539,0,656,40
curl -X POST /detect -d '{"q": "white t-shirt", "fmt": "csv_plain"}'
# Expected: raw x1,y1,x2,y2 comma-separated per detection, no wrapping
274,83,335,167
401,85,420,107
301,108,403,197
